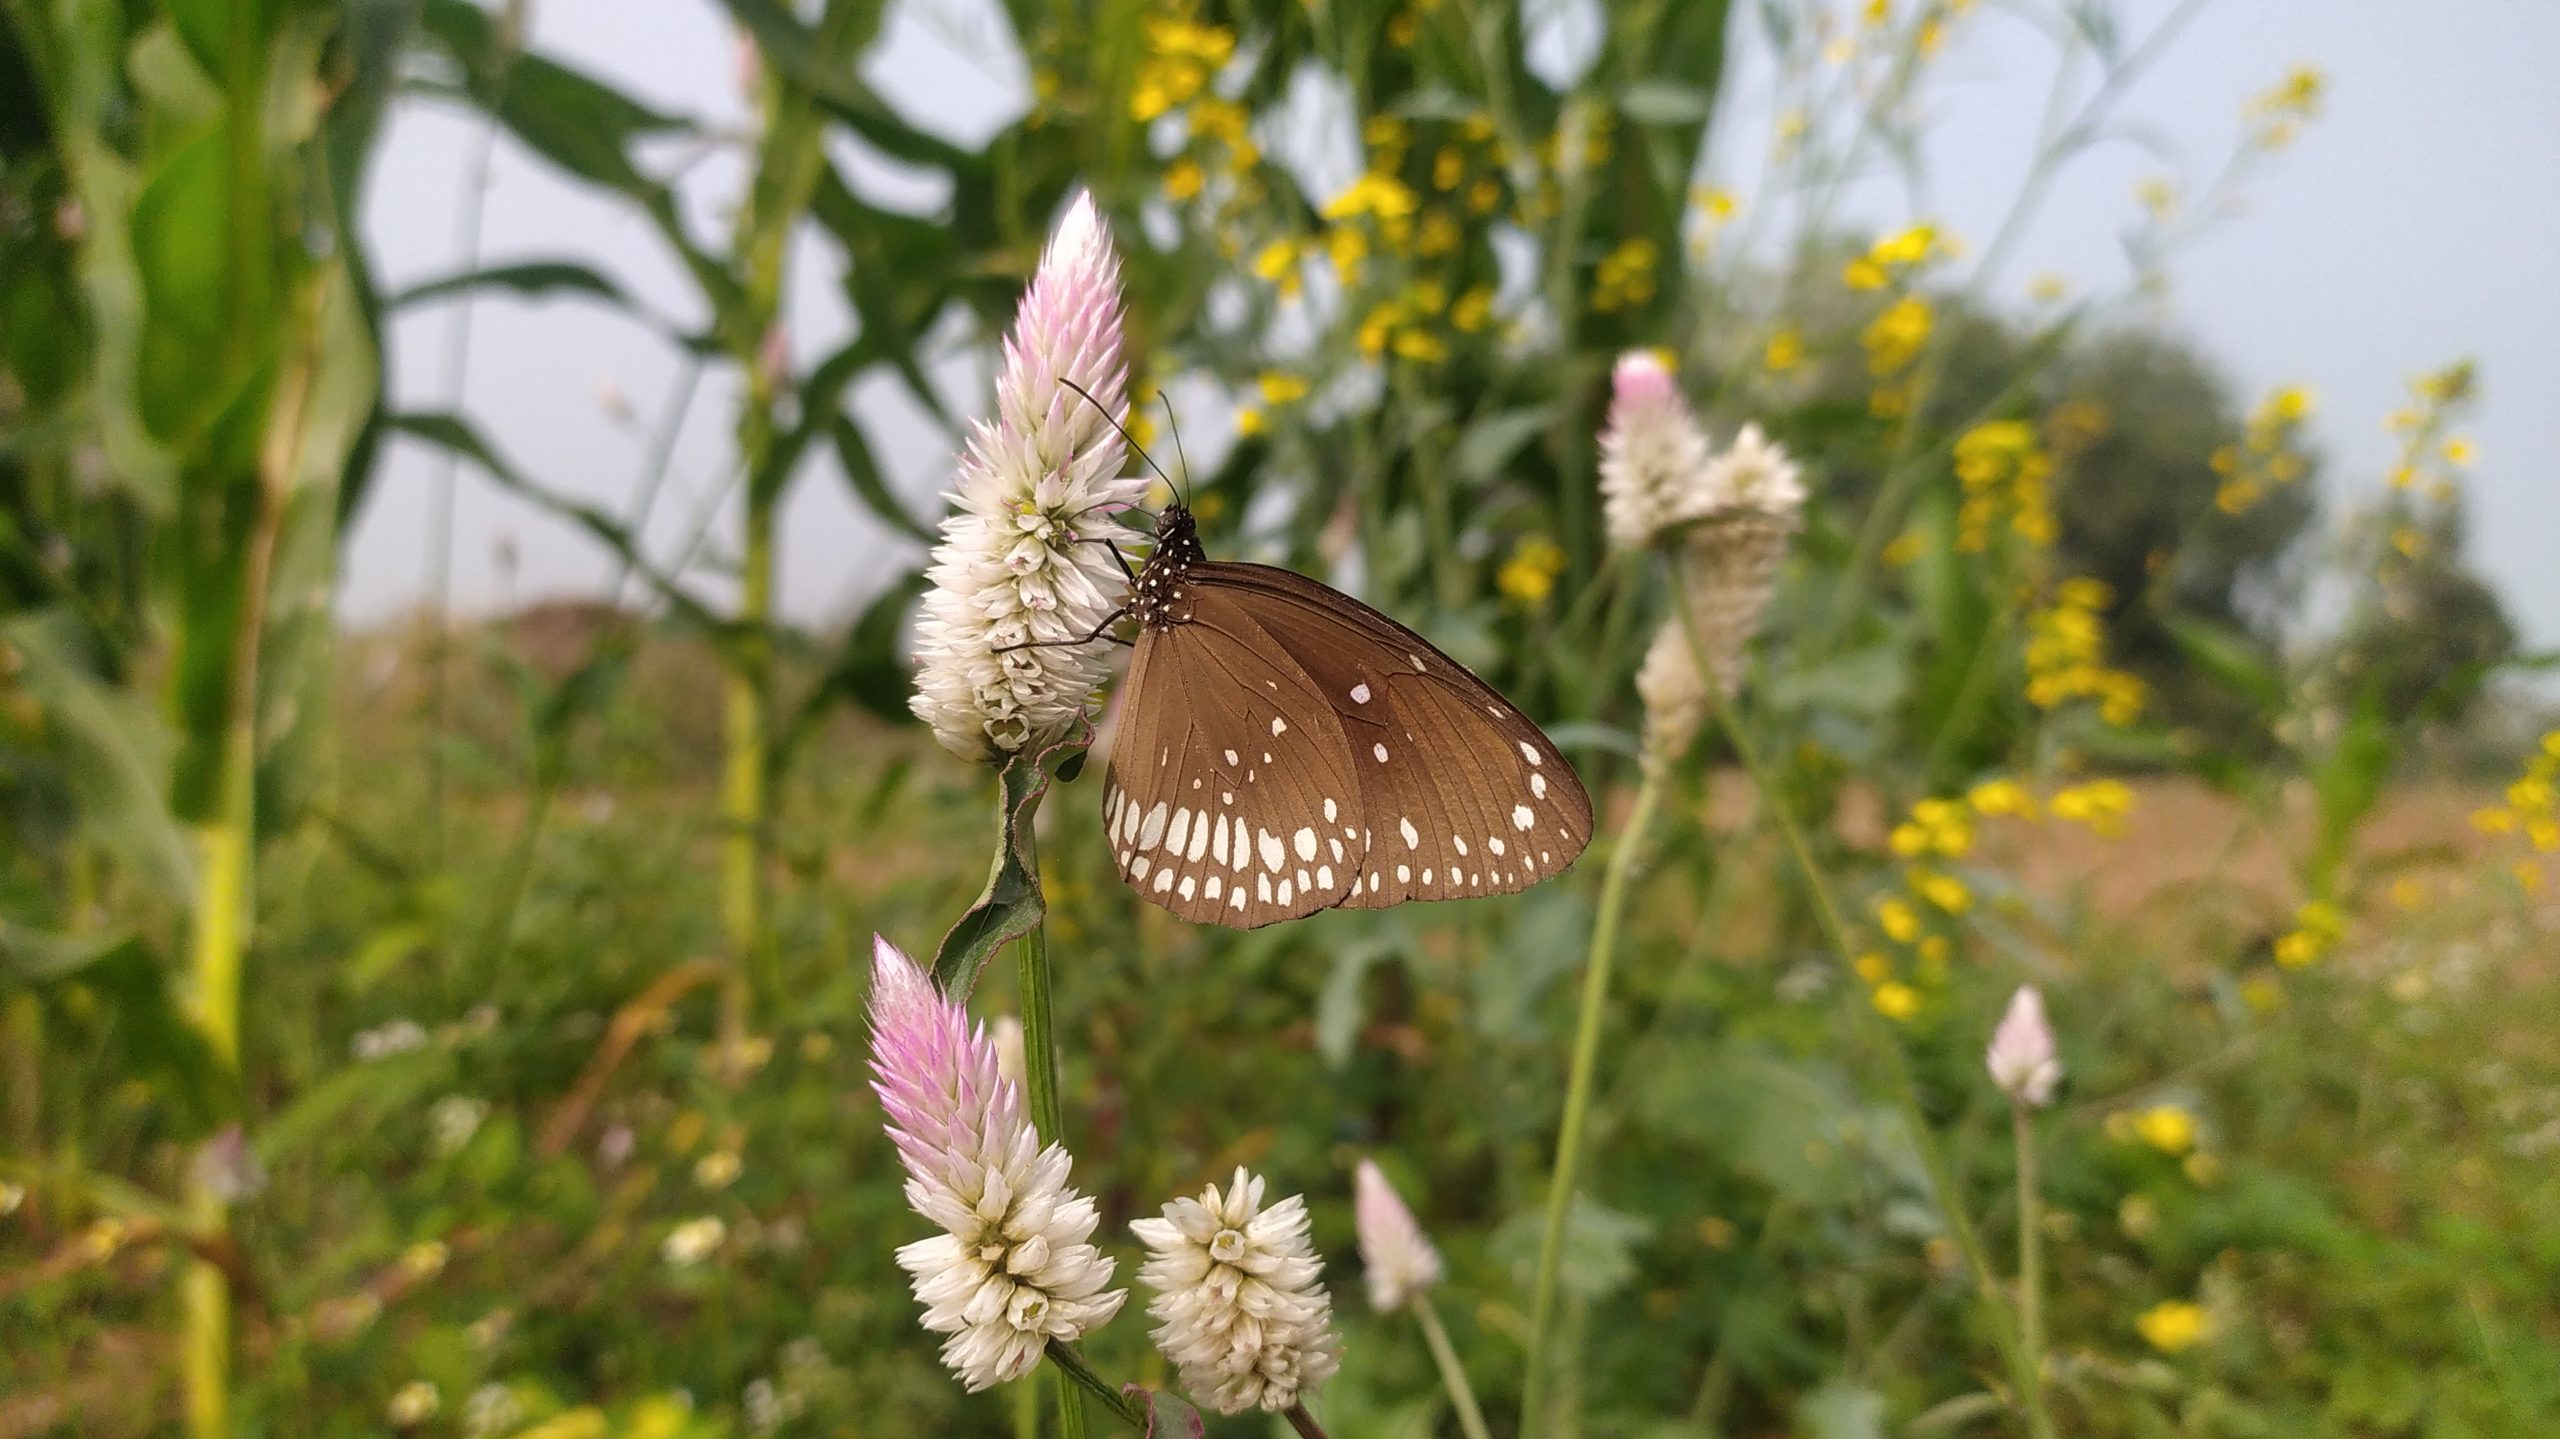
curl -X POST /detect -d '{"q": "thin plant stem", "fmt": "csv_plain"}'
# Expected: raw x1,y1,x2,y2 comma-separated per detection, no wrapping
1041,1339,1146,1431
1413,1294,1495,1439
1522,770,1665,1436
1668,588,2052,1439
1285,1404,1332,1439
2013,1101,2051,1429
1012,1371,1040,1439
1015,821,1084,1439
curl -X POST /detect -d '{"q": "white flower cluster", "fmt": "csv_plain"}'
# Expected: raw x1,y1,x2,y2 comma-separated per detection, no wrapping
1599,351,1717,550
909,192,1150,762
1132,1167,1341,1414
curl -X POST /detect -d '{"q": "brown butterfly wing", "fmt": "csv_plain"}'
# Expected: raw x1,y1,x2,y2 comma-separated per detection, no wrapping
1102,589,1367,928
1182,562,1594,909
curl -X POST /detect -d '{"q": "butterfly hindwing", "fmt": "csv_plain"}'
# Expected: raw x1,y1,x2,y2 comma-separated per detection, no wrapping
1181,563,1594,909
1103,591,1368,928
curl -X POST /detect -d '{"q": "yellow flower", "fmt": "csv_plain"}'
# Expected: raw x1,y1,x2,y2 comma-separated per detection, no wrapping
2028,273,2068,303
2443,436,2475,466
2133,1105,2196,1155
1862,295,1932,375
1854,952,1892,984
1164,159,1205,201
1911,869,1972,914
1254,238,1304,296
1258,372,1310,406
1763,327,1803,373
1327,224,1369,282
1450,286,1494,332
1870,223,1938,267
1871,982,1921,1021
1694,187,1739,224
2135,178,2178,220
1881,530,1924,568
2049,780,2134,838
1966,778,2035,818
1432,145,1465,190
2137,1299,2210,1353
1417,209,1462,257
1875,897,1921,944
2240,974,2284,1013
1391,327,1450,364
1843,257,1887,290
1324,171,1419,224
1496,536,1567,605
1466,175,1502,215
1235,407,1266,437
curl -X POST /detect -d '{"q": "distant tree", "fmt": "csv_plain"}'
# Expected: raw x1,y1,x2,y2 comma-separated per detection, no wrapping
2328,496,2518,723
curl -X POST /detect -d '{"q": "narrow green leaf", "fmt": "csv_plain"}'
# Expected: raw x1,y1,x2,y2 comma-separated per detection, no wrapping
932,723,1088,998
829,412,932,542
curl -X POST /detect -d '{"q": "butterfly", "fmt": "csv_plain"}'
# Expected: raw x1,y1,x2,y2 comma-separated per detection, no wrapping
1086,502,1594,929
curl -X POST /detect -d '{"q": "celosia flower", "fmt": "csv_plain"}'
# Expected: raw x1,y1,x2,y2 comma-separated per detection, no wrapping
1353,1159,1442,1313
1635,616,1708,766
868,936,1124,1389
1701,422,1805,515
1132,1167,1341,1414
910,193,1148,762
1986,985,2061,1107
1598,351,1714,550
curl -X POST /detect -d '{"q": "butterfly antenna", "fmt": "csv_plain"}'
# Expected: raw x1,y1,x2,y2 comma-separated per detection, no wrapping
1059,377,1182,507
1161,394,1192,508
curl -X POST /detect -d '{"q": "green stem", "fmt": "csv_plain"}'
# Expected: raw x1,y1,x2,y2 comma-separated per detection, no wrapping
1042,1340,1146,1431
1284,1404,1332,1439
1414,1294,1495,1439
1014,825,1083,1439
2013,1101,2054,1436
1522,770,1664,1436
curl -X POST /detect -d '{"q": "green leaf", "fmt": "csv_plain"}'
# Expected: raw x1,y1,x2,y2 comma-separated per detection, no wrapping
1494,1196,1651,1303
829,412,932,542
1617,80,1712,125
1471,885,1590,1041
1,933,231,1134
386,259,648,319
932,723,1089,997
2,611,193,899
1316,932,1405,1067
2163,612,2286,714
1452,405,1556,486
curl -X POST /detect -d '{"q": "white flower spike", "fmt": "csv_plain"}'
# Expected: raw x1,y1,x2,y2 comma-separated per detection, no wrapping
1987,984,2063,1107
1598,351,1716,551
1353,1158,1443,1313
868,936,1126,1389
910,192,1151,762
1132,1166,1341,1414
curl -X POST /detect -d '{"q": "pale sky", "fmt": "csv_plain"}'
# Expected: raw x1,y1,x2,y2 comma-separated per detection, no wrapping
349,0,2560,651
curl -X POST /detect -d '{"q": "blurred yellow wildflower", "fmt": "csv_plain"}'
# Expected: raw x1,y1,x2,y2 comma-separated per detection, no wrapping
1967,778,2036,818
1910,868,1972,914
2273,899,2343,968
2050,780,2135,838
1854,952,1893,984
1763,328,1804,373
2134,1105,2197,1155
1131,17,1235,122
1254,238,1304,296
1164,158,1205,201
1592,237,1660,312
1234,407,1266,437
1881,530,1924,567
2025,579,2146,725
1863,296,1933,375
2137,1299,2210,1353
2246,64,2325,149
1258,372,1310,406
1872,981,1921,1021
1450,286,1495,333
1497,537,1567,604
1952,420,2054,551
2469,732,2560,854
1875,896,1921,944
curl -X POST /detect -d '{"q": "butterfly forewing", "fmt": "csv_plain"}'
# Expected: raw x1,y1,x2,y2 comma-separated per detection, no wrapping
1102,591,1367,928
1184,563,1593,908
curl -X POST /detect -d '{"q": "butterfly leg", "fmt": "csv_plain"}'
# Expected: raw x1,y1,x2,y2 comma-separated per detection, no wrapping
992,608,1135,653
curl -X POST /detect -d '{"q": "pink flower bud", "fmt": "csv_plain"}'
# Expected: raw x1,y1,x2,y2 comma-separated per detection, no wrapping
1987,985,2062,1107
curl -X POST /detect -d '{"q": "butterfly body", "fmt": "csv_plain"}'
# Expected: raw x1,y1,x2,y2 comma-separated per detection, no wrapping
1102,505,1593,929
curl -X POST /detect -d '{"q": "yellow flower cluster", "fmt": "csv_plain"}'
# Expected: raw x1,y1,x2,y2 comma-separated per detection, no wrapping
1951,420,2054,551
2024,578,2147,726
1497,536,1567,606
1843,223,1942,290
2472,733,2560,892
1131,16,1234,122
2245,64,2325,151
2273,899,2343,968
2384,360,2476,502
1862,295,1933,377
2212,384,2314,515
1591,237,1659,313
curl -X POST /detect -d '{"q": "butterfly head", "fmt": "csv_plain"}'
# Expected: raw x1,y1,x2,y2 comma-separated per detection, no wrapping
1134,504,1207,630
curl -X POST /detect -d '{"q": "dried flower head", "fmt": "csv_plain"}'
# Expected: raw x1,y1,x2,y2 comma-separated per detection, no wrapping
1986,984,2063,1106
910,193,1149,762
1353,1159,1442,1313
868,937,1124,1389
1636,616,1709,766
1132,1167,1341,1414
1599,351,1715,550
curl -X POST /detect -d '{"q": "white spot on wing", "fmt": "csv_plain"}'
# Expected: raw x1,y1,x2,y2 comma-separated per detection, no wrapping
1513,804,1535,830
1532,772,1549,799
1187,812,1212,862
1293,827,1318,862
1350,682,1372,703
1211,816,1229,865
1139,802,1169,851
1323,797,1338,822
1489,837,1506,856
1167,809,1191,856
1454,835,1469,856
1154,869,1175,893
1131,856,1151,880
1373,743,1390,763
1368,873,1381,892
1400,817,1420,849
1271,716,1287,736
1257,873,1273,903
1520,742,1542,765
1277,879,1294,905
1204,875,1223,900
1232,886,1249,911
1397,864,1411,882
1259,829,1286,872
1224,749,1239,766
1317,864,1333,889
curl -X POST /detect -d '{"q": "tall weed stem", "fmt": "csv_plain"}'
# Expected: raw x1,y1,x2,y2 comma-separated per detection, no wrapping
1414,1294,1495,1439
1523,770,1664,1434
